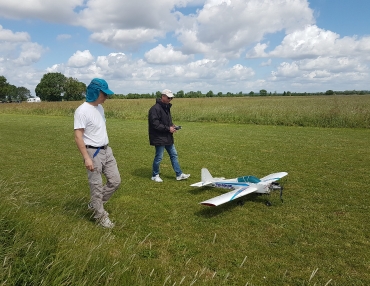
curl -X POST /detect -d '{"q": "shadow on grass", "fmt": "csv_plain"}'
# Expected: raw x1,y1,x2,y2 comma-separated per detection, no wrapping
62,196,96,223
194,193,275,218
194,201,241,218
132,167,181,181
131,167,152,179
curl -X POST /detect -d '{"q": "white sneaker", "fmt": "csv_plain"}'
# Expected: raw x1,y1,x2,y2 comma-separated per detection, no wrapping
176,173,190,181
151,175,163,182
99,216,115,228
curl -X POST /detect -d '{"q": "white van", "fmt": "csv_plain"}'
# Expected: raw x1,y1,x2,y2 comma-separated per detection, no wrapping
27,97,41,103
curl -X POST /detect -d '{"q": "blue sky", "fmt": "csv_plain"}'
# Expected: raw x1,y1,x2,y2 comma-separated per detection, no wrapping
0,0,369,95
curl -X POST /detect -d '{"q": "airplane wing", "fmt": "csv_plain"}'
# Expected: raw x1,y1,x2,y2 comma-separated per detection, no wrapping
200,185,258,207
260,172,288,182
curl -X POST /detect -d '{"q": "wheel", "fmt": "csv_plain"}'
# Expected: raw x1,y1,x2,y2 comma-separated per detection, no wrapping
265,201,272,207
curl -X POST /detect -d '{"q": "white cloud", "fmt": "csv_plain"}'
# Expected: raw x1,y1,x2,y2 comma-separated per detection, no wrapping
0,0,83,23
75,0,180,49
264,25,370,60
145,44,190,64
76,0,176,30
246,43,269,58
0,24,45,78
0,0,370,94
13,42,44,66
177,0,314,58
96,52,127,70
44,51,258,94
90,29,166,50
218,64,255,80
271,56,369,87
67,50,94,68
272,62,300,78
0,25,29,42
268,25,342,59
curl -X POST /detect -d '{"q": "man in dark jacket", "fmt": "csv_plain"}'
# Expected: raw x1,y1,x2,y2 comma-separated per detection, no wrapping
148,89,190,182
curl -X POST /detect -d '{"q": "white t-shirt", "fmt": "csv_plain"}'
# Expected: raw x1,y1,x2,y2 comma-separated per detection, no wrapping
74,102,109,146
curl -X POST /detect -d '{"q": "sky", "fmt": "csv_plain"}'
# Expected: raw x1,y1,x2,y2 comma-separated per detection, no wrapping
0,0,369,96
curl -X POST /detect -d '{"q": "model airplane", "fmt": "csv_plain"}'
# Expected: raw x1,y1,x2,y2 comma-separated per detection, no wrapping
191,168,288,207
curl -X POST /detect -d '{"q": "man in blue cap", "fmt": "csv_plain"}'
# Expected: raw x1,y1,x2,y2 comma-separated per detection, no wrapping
74,78,121,228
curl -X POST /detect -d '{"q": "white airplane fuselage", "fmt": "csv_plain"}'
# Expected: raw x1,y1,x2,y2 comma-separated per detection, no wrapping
213,179,270,194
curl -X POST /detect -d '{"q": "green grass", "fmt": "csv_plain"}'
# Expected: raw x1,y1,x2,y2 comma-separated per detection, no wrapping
0,112,369,285
1,95,369,128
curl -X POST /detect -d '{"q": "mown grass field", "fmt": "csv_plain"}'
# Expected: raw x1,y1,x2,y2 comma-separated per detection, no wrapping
0,96,369,285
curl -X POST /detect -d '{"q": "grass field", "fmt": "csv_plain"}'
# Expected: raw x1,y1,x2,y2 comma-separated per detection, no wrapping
1,95,369,128
0,96,369,285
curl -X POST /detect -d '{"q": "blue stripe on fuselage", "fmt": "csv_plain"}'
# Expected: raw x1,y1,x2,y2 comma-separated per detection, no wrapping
230,187,248,201
215,182,249,190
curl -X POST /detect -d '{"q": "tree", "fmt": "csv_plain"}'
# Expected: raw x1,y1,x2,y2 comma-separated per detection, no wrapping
186,91,198,98
64,77,86,101
17,87,31,101
325,90,334,95
249,91,255,96
259,89,267,96
176,90,184,98
206,90,214,97
0,75,9,101
35,72,67,101
196,90,204,97
7,84,17,101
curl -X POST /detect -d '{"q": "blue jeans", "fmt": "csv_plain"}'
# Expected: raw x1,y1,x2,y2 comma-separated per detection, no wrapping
152,145,182,177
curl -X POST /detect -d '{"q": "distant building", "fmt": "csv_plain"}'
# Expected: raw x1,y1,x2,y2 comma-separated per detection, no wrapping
27,97,41,103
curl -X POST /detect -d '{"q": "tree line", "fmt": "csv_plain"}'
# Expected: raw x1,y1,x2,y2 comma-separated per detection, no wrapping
0,73,86,102
1,73,369,102
0,75,31,102
114,89,369,99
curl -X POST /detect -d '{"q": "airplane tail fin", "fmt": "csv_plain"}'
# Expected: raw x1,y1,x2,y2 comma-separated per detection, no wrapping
201,168,214,182
190,168,216,187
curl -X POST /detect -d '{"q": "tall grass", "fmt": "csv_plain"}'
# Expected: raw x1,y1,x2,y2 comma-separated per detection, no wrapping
0,95,369,128
1,113,369,285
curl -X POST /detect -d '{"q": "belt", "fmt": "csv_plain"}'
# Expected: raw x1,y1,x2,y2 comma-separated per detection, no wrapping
86,145,108,150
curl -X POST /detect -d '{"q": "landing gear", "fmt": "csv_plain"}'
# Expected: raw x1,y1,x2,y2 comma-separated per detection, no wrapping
269,182,284,203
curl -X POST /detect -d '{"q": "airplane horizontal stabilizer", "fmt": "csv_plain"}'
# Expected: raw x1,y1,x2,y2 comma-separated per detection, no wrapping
190,181,214,187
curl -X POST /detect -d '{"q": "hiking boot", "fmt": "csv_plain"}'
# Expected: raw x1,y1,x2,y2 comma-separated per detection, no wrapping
176,173,190,181
99,216,115,228
151,175,163,182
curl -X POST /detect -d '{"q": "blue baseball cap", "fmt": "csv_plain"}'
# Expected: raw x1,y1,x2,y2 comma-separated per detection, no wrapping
86,78,114,102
